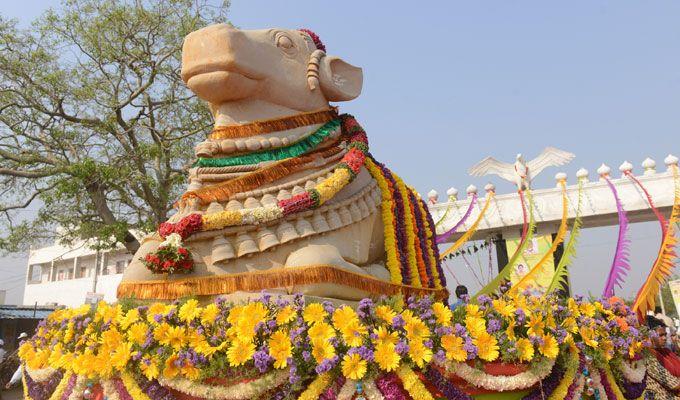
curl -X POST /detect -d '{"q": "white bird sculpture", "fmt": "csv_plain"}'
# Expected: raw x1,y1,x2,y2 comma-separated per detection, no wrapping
468,147,575,191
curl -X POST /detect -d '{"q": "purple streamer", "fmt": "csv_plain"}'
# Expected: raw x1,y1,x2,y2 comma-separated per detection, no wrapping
599,369,617,400
113,378,134,400
602,177,631,298
436,193,478,244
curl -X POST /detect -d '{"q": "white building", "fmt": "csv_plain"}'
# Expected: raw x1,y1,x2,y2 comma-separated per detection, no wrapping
23,240,134,307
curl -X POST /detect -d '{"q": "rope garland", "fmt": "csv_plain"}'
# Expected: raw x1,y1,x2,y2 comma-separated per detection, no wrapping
209,107,338,139
439,193,494,260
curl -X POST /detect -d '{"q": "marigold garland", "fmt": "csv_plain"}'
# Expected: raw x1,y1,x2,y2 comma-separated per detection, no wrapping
548,347,580,400
121,373,151,400
298,373,332,400
209,107,337,139
439,192,494,260
395,365,435,400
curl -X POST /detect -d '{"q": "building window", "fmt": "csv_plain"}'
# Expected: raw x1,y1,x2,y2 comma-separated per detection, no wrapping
57,270,65,281
77,266,87,279
29,264,42,283
115,260,127,274
101,265,109,275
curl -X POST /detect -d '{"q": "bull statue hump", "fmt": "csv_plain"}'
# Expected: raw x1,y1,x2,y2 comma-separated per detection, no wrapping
118,25,447,302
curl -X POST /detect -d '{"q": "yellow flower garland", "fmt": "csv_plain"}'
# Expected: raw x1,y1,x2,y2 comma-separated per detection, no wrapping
121,372,151,400
393,174,422,288
48,371,74,400
365,158,402,284
396,365,435,400
603,365,627,400
548,346,579,400
297,373,332,400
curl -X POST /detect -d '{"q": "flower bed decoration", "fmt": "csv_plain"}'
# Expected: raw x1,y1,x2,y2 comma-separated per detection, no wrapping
18,292,651,400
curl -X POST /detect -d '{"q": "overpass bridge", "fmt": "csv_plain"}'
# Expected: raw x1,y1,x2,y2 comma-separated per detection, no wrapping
428,155,678,243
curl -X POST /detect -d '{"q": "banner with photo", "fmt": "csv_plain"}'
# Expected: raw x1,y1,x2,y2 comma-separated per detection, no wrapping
507,235,556,295
669,279,680,316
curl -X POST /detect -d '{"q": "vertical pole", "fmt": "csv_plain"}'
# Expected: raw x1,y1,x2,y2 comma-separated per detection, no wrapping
92,250,100,294
494,233,509,273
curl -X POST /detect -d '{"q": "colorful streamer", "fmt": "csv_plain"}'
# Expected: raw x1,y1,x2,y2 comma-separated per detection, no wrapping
546,182,584,295
510,180,569,295
602,177,632,298
438,192,494,260
434,202,454,228
435,193,478,244
632,166,680,318
474,190,536,299
625,171,668,235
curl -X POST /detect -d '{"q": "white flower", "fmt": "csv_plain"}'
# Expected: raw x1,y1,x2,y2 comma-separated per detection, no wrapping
161,232,183,248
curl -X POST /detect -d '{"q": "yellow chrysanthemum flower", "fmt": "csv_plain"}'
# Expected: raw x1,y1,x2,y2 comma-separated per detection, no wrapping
375,305,397,324
181,363,201,380
227,339,256,367
465,304,484,318
492,299,516,319
308,322,335,342
525,314,544,337
506,319,517,341
579,326,598,348
579,302,596,318
163,355,181,379
432,302,452,326
178,299,202,323
561,317,578,334
332,306,359,330
200,303,220,326
473,332,499,362
127,322,149,346
311,338,336,363
373,326,399,347
138,356,159,380
269,330,292,369
628,340,643,359
440,334,467,362
600,339,614,361
162,326,186,350
404,317,430,341
118,309,140,330
374,342,400,372
341,353,367,380
341,319,367,347
303,303,328,325
110,342,133,371
539,334,559,359
147,303,172,324
465,316,486,338
276,305,296,325
516,338,534,362
408,339,433,368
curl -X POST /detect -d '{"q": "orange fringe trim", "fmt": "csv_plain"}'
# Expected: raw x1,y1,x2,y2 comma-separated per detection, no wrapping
209,108,338,139
181,145,344,205
116,264,448,300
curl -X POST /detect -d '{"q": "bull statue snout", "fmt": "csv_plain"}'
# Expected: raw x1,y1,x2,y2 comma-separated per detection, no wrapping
181,24,363,113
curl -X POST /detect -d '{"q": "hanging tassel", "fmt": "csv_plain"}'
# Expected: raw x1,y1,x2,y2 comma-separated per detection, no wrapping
439,193,494,259
632,167,680,318
510,180,569,295
602,177,631,298
435,193,478,244
547,182,584,295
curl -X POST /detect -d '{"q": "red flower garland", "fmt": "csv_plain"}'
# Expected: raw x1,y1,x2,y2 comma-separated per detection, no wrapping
142,245,194,274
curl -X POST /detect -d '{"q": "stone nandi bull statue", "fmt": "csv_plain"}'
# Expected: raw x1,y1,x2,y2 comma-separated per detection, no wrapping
118,25,446,301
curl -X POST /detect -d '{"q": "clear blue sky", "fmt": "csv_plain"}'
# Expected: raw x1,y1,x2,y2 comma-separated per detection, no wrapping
1,1,679,303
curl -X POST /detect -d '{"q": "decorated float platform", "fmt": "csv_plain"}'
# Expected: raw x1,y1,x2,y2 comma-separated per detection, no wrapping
18,291,650,400
15,23,679,400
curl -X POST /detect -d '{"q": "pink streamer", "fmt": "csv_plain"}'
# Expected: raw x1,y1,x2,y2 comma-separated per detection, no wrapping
436,193,478,244
602,177,631,298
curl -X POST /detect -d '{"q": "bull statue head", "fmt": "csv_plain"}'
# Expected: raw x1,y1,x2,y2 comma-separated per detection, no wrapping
181,24,363,124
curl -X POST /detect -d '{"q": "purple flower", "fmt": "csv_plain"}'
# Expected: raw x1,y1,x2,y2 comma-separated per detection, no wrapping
392,315,405,329
487,319,501,333
395,340,409,355
253,349,272,373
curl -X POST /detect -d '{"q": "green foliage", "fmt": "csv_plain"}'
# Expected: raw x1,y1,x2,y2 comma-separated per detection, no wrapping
0,0,230,253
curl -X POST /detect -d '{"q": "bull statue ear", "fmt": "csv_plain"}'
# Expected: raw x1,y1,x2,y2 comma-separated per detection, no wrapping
318,56,363,102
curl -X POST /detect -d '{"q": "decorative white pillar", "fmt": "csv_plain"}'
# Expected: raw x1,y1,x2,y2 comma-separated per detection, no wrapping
576,168,589,183
618,161,633,178
427,189,438,205
664,154,678,171
641,158,656,175
555,172,567,187
484,183,496,194
466,184,478,198
597,163,611,181
446,187,458,201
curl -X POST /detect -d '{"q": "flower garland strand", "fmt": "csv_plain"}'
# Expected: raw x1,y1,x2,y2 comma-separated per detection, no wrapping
548,347,580,400
395,365,435,400
297,373,332,400
435,193,478,244
417,196,446,289
439,192,494,260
